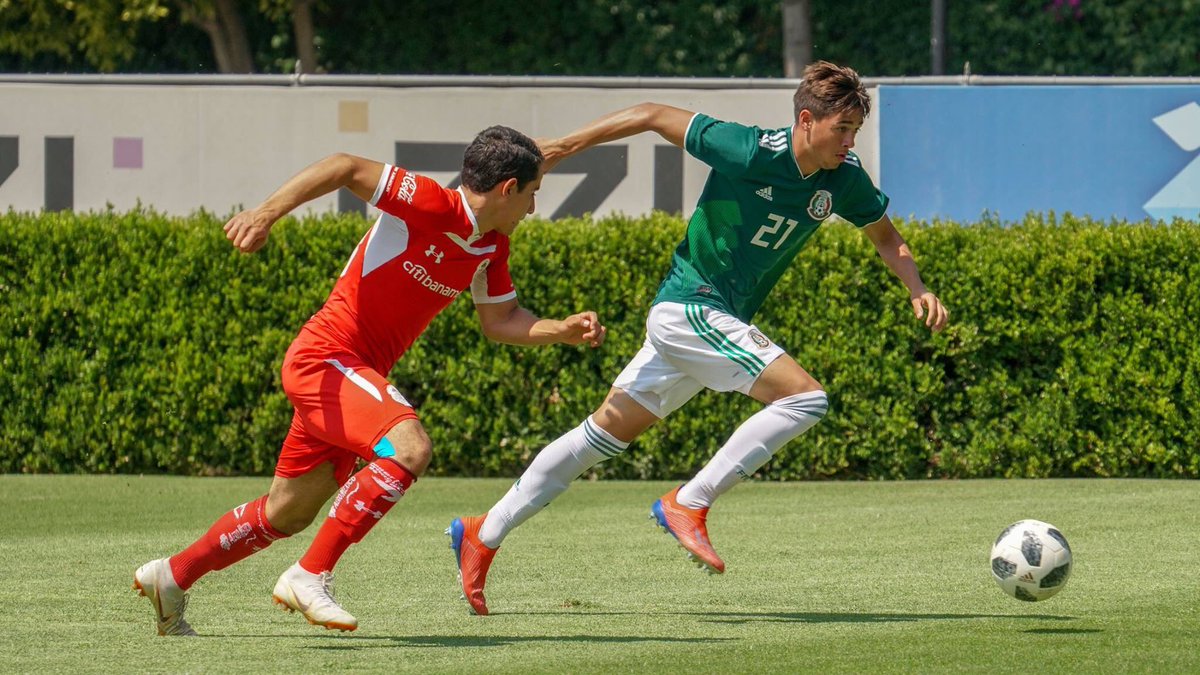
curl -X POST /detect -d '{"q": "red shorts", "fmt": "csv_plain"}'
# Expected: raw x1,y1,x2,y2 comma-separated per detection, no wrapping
275,333,418,485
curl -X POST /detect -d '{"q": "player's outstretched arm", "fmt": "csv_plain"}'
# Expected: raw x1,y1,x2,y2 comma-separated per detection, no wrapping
223,153,385,253
862,215,949,333
539,103,695,173
474,299,606,348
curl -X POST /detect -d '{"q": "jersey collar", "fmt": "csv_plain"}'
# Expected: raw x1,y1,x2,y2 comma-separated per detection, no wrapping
787,126,820,181
456,185,484,243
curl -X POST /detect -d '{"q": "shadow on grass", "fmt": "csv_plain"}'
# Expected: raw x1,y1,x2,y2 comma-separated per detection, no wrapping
501,609,1080,625
684,611,1080,625
302,634,732,649
209,611,1090,649
1024,627,1102,635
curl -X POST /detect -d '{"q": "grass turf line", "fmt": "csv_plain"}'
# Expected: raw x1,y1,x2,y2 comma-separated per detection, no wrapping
0,476,1197,673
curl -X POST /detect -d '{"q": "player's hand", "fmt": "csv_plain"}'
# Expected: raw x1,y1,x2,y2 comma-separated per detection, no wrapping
223,208,275,253
558,311,607,348
911,292,949,333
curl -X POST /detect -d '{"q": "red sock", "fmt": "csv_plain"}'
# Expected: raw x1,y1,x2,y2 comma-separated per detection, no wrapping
169,494,288,590
299,458,415,574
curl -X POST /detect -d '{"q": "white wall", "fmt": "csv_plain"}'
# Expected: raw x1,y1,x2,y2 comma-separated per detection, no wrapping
0,82,880,218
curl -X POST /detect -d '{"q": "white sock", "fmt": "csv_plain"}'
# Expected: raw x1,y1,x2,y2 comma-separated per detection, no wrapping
479,416,628,548
676,391,828,509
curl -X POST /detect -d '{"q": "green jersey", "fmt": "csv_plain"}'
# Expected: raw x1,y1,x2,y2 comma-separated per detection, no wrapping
653,113,889,322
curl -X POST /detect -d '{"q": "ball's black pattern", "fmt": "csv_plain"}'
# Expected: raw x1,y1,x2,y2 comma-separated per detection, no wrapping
1040,562,1071,589
1047,528,1071,554
994,523,1017,547
991,557,1017,579
1020,530,1043,566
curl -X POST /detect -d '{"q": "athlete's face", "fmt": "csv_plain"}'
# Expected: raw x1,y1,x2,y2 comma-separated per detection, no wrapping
497,176,540,236
795,108,864,174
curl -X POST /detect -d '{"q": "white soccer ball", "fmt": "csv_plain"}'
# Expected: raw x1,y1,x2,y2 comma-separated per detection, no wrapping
990,519,1072,602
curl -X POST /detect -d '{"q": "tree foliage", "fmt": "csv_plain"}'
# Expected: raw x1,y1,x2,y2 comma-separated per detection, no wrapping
0,1,1197,77
0,0,168,72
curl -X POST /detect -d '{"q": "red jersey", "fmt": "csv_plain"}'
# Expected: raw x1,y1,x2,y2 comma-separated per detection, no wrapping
301,164,516,372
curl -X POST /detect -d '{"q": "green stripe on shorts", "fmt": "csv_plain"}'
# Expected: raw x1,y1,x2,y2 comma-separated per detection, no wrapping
684,303,766,376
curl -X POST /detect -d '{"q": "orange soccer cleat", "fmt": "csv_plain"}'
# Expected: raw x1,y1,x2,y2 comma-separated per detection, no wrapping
650,486,726,574
446,515,499,616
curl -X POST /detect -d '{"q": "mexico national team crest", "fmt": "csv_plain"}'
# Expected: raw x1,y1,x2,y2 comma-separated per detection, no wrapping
807,190,833,220
749,330,771,348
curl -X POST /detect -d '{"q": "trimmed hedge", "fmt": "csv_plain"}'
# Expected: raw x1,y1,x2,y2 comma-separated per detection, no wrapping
2,209,1197,478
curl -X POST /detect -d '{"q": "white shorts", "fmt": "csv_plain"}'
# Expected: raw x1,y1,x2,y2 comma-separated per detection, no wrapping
612,302,787,418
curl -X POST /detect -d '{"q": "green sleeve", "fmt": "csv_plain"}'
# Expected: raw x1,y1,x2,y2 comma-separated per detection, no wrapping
684,113,760,179
835,155,890,228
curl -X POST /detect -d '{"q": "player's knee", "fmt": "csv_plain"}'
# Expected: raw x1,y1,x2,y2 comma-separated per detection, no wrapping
273,514,316,536
773,389,829,423
380,420,433,476
793,373,824,395
590,391,657,443
264,464,342,534
265,496,323,535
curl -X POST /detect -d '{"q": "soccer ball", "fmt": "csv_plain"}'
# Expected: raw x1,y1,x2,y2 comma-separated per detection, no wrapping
990,519,1072,602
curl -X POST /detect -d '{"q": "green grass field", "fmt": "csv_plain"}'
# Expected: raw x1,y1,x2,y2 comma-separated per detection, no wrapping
1,476,1197,673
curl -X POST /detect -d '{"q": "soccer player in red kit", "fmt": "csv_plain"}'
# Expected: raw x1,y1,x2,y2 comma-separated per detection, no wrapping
133,126,606,636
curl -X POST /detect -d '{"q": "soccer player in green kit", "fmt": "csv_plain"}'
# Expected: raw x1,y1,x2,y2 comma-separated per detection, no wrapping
447,61,950,615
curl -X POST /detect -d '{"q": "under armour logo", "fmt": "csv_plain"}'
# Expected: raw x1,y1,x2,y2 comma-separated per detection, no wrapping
425,245,444,263
353,500,385,520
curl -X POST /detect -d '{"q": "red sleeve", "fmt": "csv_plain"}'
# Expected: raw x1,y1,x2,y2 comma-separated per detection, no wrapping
470,237,517,304
370,164,450,220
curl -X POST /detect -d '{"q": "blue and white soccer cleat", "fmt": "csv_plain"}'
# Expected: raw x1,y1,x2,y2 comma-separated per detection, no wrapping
446,516,498,616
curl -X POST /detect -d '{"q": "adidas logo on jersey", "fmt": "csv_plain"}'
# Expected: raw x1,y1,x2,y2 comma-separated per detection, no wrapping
756,186,773,201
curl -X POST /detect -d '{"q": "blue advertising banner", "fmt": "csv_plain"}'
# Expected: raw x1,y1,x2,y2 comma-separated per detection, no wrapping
877,86,1200,223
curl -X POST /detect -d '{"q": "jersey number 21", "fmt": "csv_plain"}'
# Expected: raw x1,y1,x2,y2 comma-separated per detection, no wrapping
750,213,800,250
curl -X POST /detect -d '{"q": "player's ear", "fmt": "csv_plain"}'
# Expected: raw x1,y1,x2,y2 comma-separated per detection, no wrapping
499,177,519,197
797,109,814,130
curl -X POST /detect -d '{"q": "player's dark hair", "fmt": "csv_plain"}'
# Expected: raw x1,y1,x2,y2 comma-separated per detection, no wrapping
792,60,871,120
461,125,543,193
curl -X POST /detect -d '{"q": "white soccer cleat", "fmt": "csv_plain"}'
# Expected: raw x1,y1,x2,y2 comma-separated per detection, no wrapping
271,562,358,631
133,558,199,637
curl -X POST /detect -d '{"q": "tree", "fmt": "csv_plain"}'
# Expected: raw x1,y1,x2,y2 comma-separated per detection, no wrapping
931,0,947,75
150,1,325,74
0,0,322,74
290,0,316,73
782,0,812,77
174,0,254,73
0,0,168,72
259,0,320,73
